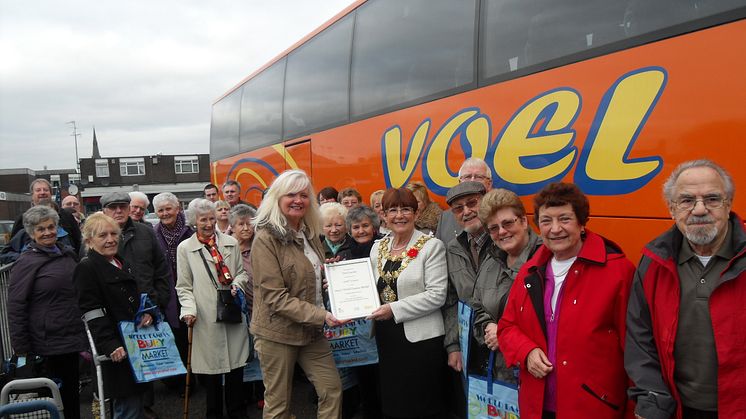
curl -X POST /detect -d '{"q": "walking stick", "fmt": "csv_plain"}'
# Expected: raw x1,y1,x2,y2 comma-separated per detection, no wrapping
183,324,194,419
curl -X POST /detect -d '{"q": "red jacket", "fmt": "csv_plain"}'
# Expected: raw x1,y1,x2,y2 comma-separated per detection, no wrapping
625,214,746,419
497,230,635,419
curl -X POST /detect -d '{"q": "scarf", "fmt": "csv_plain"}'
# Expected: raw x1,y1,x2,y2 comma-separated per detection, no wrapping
197,234,234,286
325,236,346,256
158,211,188,271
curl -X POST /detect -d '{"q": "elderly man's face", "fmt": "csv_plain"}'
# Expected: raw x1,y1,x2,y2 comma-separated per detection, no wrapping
129,198,148,221
103,203,130,227
223,185,240,206
451,193,483,234
459,165,492,191
31,182,51,204
670,166,732,254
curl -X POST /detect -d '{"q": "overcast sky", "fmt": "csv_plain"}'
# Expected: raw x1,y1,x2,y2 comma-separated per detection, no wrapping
0,1,356,171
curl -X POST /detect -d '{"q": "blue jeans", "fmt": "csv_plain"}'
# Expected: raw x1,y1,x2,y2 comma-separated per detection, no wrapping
113,394,144,419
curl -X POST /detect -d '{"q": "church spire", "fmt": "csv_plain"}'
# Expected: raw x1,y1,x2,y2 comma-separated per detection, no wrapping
92,127,101,159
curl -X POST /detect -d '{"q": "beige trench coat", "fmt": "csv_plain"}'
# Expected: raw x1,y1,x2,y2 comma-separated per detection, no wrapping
176,231,250,374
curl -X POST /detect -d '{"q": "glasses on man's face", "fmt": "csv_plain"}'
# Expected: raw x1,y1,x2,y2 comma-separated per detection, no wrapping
487,217,519,234
673,195,728,212
386,207,414,216
451,197,480,215
459,173,490,182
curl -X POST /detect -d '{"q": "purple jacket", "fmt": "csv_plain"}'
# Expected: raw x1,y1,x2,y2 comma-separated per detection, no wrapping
8,242,87,355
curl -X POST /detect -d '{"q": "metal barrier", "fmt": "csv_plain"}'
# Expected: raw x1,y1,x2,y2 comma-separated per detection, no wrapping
0,263,13,362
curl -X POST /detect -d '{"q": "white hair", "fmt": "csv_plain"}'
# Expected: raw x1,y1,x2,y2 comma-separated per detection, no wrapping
662,159,735,202
458,158,491,178
319,202,348,222
152,192,179,210
186,198,215,226
129,191,150,206
253,169,320,238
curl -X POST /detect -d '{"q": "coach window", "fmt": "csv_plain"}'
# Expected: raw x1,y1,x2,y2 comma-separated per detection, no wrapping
351,0,477,119
239,59,285,152
210,88,242,160
284,16,353,139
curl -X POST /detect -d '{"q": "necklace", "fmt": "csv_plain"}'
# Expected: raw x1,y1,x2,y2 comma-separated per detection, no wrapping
377,235,431,303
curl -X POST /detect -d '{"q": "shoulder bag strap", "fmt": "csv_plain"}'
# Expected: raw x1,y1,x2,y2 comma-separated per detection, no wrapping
198,247,220,290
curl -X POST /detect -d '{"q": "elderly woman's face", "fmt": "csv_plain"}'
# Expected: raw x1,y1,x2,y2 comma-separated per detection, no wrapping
156,202,179,227
196,211,216,239
537,203,584,261
32,218,57,247
216,205,230,221
88,224,119,260
384,205,416,237
323,215,347,243
486,208,529,256
232,216,254,244
350,216,376,244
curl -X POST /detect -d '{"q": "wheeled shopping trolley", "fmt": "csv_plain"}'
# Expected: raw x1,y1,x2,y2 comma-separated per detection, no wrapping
0,377,64,418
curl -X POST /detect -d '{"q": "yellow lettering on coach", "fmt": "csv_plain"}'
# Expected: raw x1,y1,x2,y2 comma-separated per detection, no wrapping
493,88,581,194
381,120,430,188
575,67,666,194
422,109,490,195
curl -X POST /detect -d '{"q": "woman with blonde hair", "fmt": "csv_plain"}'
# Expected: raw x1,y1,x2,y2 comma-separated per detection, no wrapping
215,199,232,235
406,181,442,235
75,213,155,418
251,169,345,418
470,188,541,382
370,189,389,234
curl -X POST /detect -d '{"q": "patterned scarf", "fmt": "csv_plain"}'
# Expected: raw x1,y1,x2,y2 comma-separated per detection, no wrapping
158,211,188,271
197,233,233,285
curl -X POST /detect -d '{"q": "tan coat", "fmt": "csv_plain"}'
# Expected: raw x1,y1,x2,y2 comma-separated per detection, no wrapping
250,224,328,346
176,231,250,374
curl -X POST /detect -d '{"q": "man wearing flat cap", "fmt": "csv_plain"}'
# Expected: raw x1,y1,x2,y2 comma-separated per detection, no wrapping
442,181,488,418
100,191,170,419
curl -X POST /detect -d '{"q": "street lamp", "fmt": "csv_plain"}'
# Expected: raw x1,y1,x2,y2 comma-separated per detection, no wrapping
66,121,81,173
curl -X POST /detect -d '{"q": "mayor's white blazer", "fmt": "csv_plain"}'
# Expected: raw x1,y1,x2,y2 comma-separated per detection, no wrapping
369,229,447,343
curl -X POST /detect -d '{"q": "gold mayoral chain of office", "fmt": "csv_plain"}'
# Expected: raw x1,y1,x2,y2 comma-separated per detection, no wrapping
377,235,431,303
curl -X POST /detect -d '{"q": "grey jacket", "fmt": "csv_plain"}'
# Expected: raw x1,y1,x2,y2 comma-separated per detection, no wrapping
442,229,491,353
472,229,542,341
435,210,461,247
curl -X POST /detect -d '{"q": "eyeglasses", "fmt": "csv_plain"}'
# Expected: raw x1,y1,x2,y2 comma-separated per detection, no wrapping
673,195,728,212
459,174,490,182
386,207,414,216
451,197,480,215
487,217,519,234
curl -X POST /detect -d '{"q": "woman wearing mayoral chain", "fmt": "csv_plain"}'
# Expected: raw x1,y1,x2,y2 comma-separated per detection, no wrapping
368,188,449,419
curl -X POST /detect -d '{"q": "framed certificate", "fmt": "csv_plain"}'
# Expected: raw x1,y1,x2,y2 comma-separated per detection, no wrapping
325,258,381,320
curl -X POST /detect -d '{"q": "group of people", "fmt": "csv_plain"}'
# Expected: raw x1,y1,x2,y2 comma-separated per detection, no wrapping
5,157,746,419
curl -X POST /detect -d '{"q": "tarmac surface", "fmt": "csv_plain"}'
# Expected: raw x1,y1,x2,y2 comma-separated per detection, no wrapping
78,374,363,419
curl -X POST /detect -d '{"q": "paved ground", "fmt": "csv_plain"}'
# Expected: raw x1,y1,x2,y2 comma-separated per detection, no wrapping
78,375,362,419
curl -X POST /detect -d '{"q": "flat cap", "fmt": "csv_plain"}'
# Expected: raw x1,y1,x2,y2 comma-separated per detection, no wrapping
446,181,486,206
100,191,131,207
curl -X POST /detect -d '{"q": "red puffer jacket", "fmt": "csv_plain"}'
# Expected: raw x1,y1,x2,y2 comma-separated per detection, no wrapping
497,230,635,419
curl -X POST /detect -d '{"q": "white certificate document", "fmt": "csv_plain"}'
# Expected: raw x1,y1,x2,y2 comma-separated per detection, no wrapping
325,258,381,320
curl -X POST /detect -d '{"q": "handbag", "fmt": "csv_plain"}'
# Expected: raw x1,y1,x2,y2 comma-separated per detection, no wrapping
467,351,520,419
199,248,242,323
118,294,187,383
